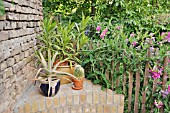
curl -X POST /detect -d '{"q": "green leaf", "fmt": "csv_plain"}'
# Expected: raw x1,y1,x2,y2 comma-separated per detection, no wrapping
0,0,5,15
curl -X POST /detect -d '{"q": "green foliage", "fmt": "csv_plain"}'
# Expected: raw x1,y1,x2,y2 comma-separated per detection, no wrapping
42,0,90,21
0,0,5,15
42,0,170,110
81,23,170,112
37,14,90,64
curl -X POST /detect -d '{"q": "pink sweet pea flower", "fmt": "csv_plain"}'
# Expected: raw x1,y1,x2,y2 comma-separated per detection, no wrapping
160,90,169,98
154,100,163,108
150,33,154,37
150,46,154,51
130,33,135,37
116,26,121,30
96,26,101,31
149,68,163,79
157,82,162,85
168,85,170,93
132,41,137,46
164,32,170,42
161,32,165,36
100,29,108,39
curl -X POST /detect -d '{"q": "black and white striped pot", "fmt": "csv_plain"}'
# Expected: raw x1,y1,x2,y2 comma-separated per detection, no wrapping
39,79,60,97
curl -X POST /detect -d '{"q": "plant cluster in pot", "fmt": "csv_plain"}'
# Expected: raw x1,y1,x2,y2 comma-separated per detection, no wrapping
36,14,90,85
52,14,90,84
34,48,76,97
72,65,85,90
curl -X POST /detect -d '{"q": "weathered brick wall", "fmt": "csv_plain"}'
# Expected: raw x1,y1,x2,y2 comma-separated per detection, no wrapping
0,0,43,112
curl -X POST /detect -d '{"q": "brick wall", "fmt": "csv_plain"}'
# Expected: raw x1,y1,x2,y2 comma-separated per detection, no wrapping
0,0,43,112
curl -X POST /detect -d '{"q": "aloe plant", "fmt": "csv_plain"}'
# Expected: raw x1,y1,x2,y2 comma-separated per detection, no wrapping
34,48,76,97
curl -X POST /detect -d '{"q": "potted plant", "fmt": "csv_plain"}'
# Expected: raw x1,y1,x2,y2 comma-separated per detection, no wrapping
36,15,89,84
34,48,76,97
72,65,85,90
52,14,90,84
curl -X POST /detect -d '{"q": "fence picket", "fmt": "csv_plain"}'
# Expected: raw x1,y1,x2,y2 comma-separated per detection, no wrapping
134,69,140,113
128,70,133,112
142,49,150,113
162,56,169,90
116,62,120,87
160,56,169,113
111,59,114,90
123,64,126,94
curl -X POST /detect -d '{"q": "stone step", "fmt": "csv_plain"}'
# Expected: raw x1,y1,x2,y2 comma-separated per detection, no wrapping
13,80,124,113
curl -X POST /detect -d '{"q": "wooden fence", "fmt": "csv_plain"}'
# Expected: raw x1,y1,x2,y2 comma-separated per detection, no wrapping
88,42,169,113
109,51,169,113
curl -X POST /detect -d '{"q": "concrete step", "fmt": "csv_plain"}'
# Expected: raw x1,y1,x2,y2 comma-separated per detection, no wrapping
13,80,124,113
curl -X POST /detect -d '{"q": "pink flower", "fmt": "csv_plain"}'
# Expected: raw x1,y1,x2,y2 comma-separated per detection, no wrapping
100,29,108,39
149,68,163,79
150,33,154,37
161,32,165,36
130,33,135,37
132,41,137,46
100,34,105,39
126,38,129,43
163,32,170,42
116,26,121,30
157,82,162,85
96,26,101,31
161,90,169,98
168,85,170,93
154,100,163,108
150,46,154,51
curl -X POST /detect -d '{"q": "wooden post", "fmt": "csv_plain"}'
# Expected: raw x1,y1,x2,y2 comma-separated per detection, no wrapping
123,64,126,94
162,56,169,90
134,67,140,113
128,70,133,112
91,0,95,16
142,49,150,113
111,57,114,90
150,79,157,113
116,62,120,87
160,56,169,113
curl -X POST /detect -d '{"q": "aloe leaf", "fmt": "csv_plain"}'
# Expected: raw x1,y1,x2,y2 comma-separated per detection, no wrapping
48,49,52,72
75,23,80,32
53,58,70,70
51,70,77,79
34,68,46,79
51,51,59,65
48,77,51,97
39,52,48,68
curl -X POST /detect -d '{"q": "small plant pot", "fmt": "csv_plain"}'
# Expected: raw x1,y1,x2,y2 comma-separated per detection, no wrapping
72,78,84,90
39,79,60,97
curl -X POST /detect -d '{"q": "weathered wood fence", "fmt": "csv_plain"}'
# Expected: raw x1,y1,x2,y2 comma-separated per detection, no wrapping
88,42,169,113
109,51,169,113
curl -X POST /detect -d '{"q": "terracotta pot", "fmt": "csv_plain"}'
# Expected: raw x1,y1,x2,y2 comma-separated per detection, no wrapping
54,60,75,84
72,78,84,90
